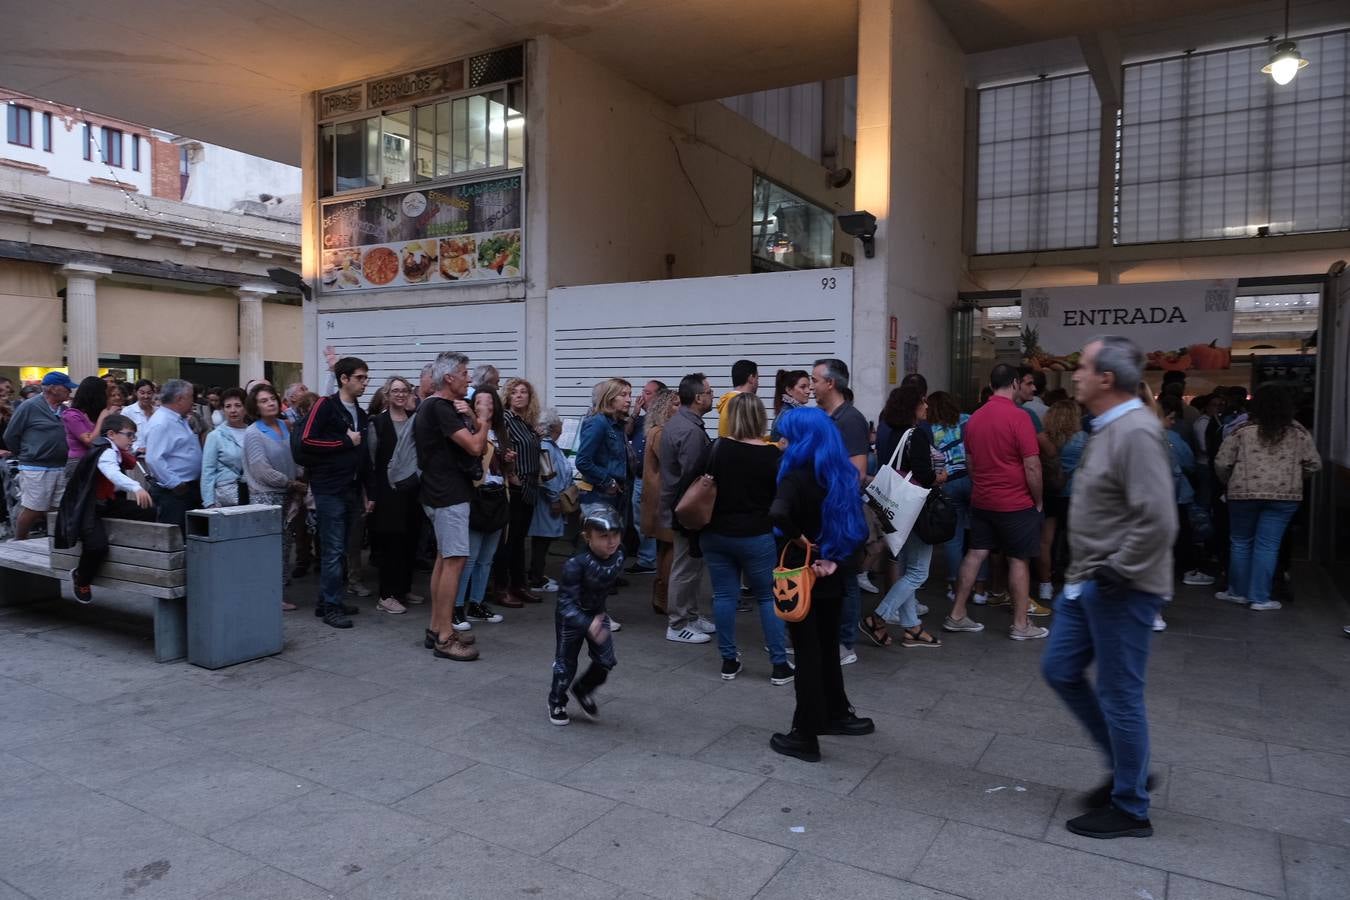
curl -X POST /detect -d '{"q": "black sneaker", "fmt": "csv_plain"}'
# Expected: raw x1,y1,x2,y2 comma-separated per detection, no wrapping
339,602,360,615
1080,774,1159,811
321,608,353,629
290,564,308,578
769,730,821,762
69,568,93,604
572,689,598,720
1066,804,1153,839
548,705,570,726
626,563,656,575
770,662,796,685
720,657,743,680
316,602,359,618
736,600,752,613
451,607,472,631
466,602,503,623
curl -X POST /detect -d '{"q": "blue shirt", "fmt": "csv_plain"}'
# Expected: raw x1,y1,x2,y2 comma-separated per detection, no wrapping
1089,398,1144,433
143,406,204,489
1057,431,1088,498
1164,429,1196,505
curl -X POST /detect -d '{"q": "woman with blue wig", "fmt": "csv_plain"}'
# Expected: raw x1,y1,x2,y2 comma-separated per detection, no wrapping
768,407,873,762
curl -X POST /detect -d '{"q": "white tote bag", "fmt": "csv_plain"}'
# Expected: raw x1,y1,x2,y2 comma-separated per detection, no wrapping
864,428,930,555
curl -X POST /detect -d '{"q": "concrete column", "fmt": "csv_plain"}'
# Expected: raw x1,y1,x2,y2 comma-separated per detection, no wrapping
235,284,277,386
852,0,966,417
59,264,111,380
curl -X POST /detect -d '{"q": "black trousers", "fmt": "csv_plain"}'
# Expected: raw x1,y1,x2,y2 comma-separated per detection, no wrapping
529,536,554,581
493,492,535,590
76,498,155,586
151,481,199,532
373,498,423,599
549,609,616,707
785,594,852,737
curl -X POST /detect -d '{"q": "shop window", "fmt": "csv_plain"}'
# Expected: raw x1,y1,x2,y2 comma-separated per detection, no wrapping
380,110,412,185
1119,29,1350,243
751,175,834,271
6,103,32,147
975,73,1101,254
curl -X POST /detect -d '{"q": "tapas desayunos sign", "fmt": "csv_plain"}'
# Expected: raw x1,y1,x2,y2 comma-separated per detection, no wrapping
1020,279,1237,371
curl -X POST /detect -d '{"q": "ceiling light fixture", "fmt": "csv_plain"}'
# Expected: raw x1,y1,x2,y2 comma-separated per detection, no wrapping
1261,0,1310,85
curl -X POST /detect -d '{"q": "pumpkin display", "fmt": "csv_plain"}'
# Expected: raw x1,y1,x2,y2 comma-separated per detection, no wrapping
1187,340,1231,369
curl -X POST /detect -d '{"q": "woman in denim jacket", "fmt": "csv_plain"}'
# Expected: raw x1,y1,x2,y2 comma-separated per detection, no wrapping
575,378,633,521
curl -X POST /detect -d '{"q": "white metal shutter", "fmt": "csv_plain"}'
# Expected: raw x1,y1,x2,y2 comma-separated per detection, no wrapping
317,301,525,389
546,268,852,429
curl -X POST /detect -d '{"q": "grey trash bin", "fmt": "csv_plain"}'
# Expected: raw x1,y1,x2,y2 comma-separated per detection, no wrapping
186,504,284,669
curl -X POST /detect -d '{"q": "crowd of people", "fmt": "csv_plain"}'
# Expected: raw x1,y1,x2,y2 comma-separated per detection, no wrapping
0,334,1333,839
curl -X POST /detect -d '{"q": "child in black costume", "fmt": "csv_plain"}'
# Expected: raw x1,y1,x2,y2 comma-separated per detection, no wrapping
548,509,624,726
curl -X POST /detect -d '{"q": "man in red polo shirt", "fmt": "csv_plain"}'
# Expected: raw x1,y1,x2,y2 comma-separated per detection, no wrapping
944,364,1049,641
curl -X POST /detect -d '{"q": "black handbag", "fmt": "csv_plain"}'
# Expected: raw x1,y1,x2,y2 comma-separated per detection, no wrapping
469,483,510,532
913,487,958,545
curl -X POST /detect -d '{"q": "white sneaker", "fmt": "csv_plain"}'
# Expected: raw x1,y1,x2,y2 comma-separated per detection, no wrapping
1009,624,1050,641
347,579,373,598
607,616,623,632
1248,600,1283,611
667,626,710,644
857,573,880,594
1038,582,1054,601
917,602,929,616
1182,570,1215,586
1215,590,1248,605
946,584,956,602
972,592,989,606
376,596,407,615
839,645,858,665
692,616,717,634
540,577,559,592
1152,614,1167,632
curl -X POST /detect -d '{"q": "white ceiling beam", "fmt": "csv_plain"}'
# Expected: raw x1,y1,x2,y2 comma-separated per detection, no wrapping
1077,30,1123,108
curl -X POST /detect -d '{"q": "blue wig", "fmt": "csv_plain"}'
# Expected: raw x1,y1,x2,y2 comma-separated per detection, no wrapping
775,407,867,562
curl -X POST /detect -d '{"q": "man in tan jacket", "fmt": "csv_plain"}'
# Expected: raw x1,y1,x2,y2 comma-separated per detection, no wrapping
1041,335,1177,841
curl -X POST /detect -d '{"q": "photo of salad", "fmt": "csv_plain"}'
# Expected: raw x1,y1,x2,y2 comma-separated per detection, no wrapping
477,231,522,276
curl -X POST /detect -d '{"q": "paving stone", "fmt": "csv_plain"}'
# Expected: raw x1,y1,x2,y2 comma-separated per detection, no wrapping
1164,875,1280,900
975,733,1117,794
753,852,961,900
324,690,498,748
344,831,624,899
186,655,304,691
854,709,995,768
0,750,45,791
237,666,394,712
560,697,739,756
267,729,475,805
395,762,615,853
10,720,204,790
1046,795,1284,896
0,680,118,749
546,803,791,899
564,745,763,825
175,704,360,761
910,820,1168,900
437,716,615,780
1149,721,1271,781
855,754,1061,839
717,778,944,879
1281,835,1350,900
1267,744,1350,798
95,678,256,730
925,690,1094,750
0,879,29,899
104,751,319,834
0,783,256,900
1168,767,1350,848
207,788,448,893
696,725,883,795
202,867,339,900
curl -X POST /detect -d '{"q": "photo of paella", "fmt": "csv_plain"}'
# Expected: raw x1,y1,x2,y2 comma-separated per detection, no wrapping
362,246,399,286
439,236,477,280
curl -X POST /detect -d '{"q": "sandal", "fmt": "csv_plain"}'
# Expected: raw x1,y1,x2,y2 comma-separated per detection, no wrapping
901,626,942,649
860,615,893,647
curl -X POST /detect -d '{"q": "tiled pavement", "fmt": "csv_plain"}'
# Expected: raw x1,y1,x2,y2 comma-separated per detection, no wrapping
1,559,1349,899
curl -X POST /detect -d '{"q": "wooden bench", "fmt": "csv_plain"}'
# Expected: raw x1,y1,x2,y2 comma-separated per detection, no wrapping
0,516,188,662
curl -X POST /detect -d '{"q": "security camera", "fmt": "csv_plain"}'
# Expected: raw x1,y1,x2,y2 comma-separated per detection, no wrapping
837,210,877,258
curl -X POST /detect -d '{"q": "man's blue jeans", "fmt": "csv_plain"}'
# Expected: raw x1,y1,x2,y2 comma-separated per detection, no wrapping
631,478,656,567
1041,580,1164,819
314,485,362,611
1227,499,1299,604
700,531,788,665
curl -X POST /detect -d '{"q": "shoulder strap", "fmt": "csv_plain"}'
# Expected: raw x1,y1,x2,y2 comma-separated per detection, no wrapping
889,427,915,470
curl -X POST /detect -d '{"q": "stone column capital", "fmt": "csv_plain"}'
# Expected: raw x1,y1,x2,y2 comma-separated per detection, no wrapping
235,283,279,301
59,263,113,281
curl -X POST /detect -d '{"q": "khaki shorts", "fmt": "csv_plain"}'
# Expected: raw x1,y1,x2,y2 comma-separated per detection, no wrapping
423,502,471,558
19,467,67,512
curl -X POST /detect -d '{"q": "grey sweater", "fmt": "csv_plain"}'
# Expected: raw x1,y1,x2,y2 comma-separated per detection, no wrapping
1065,405,1178,597
243,422,298,494
2,395,67,468
658,408,711,530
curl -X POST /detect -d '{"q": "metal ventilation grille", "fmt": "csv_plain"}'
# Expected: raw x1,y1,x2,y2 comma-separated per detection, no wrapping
469,46,525,87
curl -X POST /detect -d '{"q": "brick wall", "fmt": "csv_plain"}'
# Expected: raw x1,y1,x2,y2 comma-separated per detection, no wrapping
150,138,181,199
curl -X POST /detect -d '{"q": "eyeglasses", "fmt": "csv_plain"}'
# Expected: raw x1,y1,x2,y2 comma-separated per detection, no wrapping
389,389,410,396
116,430,136,438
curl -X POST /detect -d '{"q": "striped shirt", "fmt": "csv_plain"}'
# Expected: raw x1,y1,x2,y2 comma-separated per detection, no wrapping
504,410,541,504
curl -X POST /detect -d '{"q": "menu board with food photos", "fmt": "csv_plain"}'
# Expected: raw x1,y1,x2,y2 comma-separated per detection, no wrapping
320,175,522,292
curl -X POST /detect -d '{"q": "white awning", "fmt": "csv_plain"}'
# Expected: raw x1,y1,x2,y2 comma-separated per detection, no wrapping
0,260,63,367
96,284,238,359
